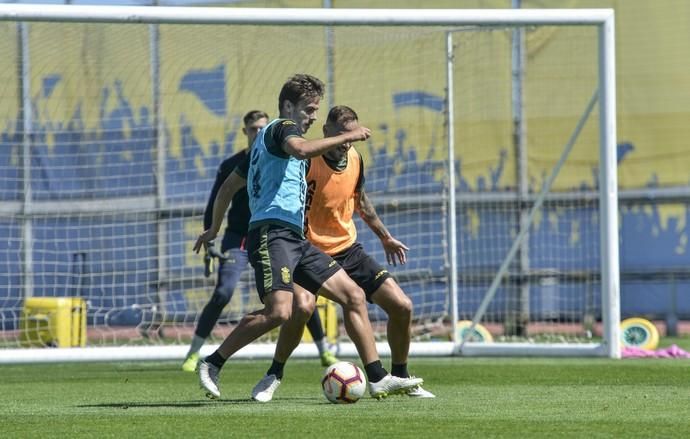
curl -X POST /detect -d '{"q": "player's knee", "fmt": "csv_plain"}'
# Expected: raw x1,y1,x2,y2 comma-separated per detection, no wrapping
394,294,413,320
375,285,413,320
210,290,232,308
293,301,315,323
343,287,367,310
266,307,292,326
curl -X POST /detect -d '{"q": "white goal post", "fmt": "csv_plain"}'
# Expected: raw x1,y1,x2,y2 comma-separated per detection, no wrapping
0,4,619,363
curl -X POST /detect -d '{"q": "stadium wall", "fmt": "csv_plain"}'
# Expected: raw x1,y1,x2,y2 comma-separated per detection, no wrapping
1,0,689,330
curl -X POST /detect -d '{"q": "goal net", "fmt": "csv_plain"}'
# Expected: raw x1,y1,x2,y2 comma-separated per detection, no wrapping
0,5,619,363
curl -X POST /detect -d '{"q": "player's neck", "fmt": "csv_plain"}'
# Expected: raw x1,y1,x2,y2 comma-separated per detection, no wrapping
323,151,348,171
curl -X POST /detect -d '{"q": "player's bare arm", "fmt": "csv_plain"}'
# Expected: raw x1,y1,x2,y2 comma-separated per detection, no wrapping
355,188,409,266
283,126,371,160
193,170,247,253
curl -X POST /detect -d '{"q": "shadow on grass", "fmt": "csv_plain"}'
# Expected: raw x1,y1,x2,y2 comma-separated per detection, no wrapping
78,397,318,409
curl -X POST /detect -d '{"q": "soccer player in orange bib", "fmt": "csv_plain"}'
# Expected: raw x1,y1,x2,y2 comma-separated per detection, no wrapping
251,105,434,401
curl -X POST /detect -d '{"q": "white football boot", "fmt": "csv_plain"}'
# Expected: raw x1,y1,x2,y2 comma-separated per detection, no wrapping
368,374,423,399
198,359,221,399
407,384,436,398
251,374,282,402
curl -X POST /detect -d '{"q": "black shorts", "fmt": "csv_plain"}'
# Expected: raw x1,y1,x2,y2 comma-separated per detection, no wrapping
247,224,341,301
332,242,391,302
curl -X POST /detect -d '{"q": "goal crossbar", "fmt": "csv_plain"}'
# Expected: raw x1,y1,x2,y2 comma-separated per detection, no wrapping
0,5,613,27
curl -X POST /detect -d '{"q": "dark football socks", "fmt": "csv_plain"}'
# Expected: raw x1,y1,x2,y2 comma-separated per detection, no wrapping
391,363,409,378
364,360,388,383
205,351,227,369
266,359,285,380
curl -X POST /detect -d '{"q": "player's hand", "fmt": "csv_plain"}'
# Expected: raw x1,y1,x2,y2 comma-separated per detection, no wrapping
193,229,218,254
204,240,220,277
207,243,231,260
204,245,215,278
380,236,409,266
344,126,371,143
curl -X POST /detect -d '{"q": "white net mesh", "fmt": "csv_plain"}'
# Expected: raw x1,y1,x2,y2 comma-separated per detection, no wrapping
453,25,602,342
0,16,611,353
0,22,454,348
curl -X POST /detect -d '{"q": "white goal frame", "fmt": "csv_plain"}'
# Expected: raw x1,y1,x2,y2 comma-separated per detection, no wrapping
0,4,619,363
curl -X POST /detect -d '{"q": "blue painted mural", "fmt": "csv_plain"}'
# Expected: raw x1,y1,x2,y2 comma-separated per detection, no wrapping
2,61,690,333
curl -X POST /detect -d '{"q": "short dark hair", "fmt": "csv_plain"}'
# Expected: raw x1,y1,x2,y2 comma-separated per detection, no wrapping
326,105,359,126
243,110,269,126
278,74,325,111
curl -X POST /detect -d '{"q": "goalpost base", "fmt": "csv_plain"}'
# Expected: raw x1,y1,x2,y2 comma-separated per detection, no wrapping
0,342,454,365
0,341,616,364
457,343,613,358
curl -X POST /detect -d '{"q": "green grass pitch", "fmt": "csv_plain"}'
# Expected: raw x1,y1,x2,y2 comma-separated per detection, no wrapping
2,356,690,438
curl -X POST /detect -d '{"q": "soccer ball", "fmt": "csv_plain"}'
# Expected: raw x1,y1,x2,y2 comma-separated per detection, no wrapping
321,361,367,404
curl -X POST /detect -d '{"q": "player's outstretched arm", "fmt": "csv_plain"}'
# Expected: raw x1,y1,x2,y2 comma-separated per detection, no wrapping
193,170,247,253
355,189,409,266
283,126,371,160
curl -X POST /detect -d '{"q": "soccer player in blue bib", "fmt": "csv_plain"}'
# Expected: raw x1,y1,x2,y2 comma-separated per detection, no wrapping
251,105,436,401
181,110,338,372
193,74,422,400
